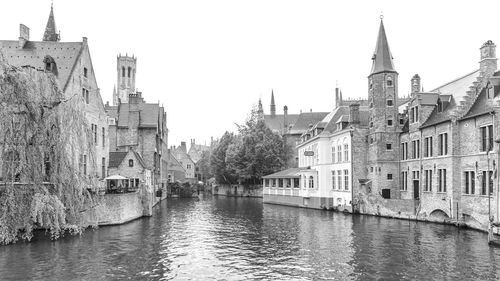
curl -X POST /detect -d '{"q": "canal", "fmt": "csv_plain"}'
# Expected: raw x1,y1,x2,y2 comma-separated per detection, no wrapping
1,196,500,280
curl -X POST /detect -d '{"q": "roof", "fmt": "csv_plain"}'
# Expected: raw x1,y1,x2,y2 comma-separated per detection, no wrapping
287,112,329,135
263,168,301,178
116,102,160,128
108,150,147,169
421,70,481,128
167,152,186,172
108,152,127,168
460,85,500,120
0,40,83,91
263,114,300,132
370,20,396,75
105,105,118,119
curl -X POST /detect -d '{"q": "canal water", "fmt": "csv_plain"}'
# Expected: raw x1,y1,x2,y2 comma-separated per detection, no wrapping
1,196,500,280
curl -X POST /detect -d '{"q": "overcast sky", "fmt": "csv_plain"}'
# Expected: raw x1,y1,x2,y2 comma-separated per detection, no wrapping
1,0,500,147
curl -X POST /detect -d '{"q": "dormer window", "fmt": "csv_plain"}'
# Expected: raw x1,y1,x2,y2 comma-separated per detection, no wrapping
437,98,443,112
129,159,134,167
387,76,393,87
43,55,58,76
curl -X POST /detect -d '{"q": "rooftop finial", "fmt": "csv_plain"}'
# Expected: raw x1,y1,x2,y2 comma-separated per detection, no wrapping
380,12,384,20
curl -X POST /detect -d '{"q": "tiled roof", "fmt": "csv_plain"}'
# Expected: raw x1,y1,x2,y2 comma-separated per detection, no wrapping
108,152,128,168
461,86,500,120
263,168,301,178
116,102,160,128
288,112,329,135
264,114,300,132
370,20,396,75
0,40,83,91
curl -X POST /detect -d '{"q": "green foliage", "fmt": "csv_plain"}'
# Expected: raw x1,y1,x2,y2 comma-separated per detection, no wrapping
211,107,292,185
197,150,213,181
0,61,97,244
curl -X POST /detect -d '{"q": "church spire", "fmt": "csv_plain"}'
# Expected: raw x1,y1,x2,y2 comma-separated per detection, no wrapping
270,90,276,117
370,18,395,75
43,3,60,42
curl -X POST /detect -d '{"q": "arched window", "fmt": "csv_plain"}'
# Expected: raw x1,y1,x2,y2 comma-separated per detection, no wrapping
309,176,314,188
43,55,58,76
387,76,393,87
122,67,125,77
128,67,131,78
129,159,134,167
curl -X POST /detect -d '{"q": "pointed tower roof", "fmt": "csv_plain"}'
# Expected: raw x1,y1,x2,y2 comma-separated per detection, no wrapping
43,4,60,42
270,89,276,117
370,19,396,75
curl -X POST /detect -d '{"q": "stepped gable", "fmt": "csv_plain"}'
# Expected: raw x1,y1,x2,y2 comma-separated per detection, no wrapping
0,40,83,91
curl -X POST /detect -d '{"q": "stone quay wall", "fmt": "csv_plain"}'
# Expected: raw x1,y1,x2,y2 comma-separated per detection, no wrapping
213,184,263,197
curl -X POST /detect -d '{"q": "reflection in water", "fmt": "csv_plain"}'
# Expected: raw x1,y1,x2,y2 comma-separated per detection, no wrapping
1,197,499,280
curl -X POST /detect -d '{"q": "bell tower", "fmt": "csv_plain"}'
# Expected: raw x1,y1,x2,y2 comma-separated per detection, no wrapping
367,17,401,198
113,54,137,105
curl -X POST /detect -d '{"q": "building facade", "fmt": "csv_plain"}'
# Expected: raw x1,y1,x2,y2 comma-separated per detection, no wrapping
264,19,500,230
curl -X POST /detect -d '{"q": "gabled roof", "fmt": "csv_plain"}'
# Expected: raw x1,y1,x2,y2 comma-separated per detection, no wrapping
0,40,83,91
116,102,160,128
461,84,500,120
370,20,396,75
167,152,185,172
287,112,329,135
108,150,147,169
263,114,300,132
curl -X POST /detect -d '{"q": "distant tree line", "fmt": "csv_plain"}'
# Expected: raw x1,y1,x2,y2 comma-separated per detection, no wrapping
210,108,292,185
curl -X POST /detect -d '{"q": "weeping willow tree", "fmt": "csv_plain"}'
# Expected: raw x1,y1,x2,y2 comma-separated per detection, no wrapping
0,58,98,245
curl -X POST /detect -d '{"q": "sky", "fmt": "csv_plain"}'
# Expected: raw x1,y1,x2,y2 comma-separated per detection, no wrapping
1,0,500,147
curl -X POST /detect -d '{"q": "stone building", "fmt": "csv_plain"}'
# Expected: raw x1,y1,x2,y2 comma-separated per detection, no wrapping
264,18,500,230
0,4,109,181
108,149,152,191
171,142,196,181
167,150,186,183
187,139,212,182
106,63,168,191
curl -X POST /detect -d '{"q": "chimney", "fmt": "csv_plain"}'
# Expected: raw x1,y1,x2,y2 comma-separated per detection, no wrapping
19,24,29,48
181,142,187,153
283,105,288,133
480,40,497,78
411,74,421,94
349,103,360,124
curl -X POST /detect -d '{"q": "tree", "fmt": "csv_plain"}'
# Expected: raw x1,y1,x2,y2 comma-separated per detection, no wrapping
210,132,238,184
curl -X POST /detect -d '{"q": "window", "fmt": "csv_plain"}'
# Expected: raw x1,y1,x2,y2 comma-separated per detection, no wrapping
411,140,420,159
415,106,419,122
332,171,336,189
128,67,131,78
94,125,97,144
102,128,105,147
344,144,349,161
331,146,336,163
438,169,447,192
122,67,125,77
437,98,443,112
424,169,433,192
187,164,192,169
400,118,404,125
337,145,342,162
387,76,393,87
344,170,349,190
293,178,299,188
80,154,87,176
309,176,314,189
83,67,88,78
273,179,277,187
410,108,414,123
370,122,373,128
370,167,374,173
370,136,374,144
387,100,393,106
412,170,420,180
129,159,134,167
337,170,342,189
387,119,393,126
464,171,475,195
386,143,392,150
438,133,448,155
101,157,106,179
481,170,493,195
424,137,433,157
82,88,89,104
387,173,393,180
480,125,493,152
278,179,283,188
401,142,408,160
401,171,407,191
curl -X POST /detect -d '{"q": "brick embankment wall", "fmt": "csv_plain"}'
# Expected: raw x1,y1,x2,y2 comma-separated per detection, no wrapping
213,184,262,197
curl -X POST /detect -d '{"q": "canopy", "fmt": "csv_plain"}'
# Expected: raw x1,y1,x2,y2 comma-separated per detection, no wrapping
105,175,127,180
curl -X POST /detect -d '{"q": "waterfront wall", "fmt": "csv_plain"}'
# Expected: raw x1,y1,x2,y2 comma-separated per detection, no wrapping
213,184,262,197
83,186,158,226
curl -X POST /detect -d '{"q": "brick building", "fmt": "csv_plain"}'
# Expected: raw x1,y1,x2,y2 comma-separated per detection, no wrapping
0,4,109,181
264,19,500,229
106,64,168,191
171,142,196,181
